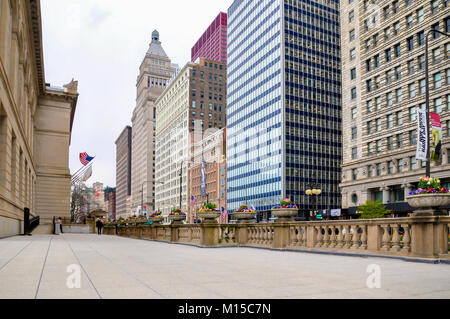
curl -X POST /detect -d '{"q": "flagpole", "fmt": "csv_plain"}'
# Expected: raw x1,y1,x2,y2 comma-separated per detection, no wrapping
71,162,91,181
71,162,93,184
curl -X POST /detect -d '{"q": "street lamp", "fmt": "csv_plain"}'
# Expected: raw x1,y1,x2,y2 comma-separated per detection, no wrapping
305,174,321,219
424,29,450,177
178,160,190,211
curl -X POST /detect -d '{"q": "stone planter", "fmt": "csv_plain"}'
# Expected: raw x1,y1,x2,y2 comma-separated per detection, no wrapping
168,215,186,224
233,212,255,223
197,211,221,223
148,217,163,224
407,193,450,210
271,207,298,222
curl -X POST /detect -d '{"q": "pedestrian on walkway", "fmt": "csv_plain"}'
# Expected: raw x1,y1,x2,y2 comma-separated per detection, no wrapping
58,217,63,234
96,218,104,235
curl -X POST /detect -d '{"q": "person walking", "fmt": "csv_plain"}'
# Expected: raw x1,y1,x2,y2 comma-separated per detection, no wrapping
57,217,63,234
96,218,104,235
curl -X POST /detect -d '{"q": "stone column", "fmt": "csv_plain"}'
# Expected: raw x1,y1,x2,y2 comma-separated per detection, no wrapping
410,216,449,258
201,223,219,246
403,183,413,200
380,186,390,204
272,222,290,249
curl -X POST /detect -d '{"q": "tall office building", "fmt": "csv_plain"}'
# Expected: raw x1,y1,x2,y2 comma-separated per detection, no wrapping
131,30,176,214
340,0,450,214
191,12,228,64
155,58,227,215
115,126,132,218
226,0,342,215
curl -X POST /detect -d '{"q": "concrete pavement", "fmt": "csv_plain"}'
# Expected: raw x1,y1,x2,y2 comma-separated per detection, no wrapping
0,234,449,299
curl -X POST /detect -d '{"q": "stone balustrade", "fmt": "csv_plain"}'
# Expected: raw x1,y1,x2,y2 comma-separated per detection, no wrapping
103,216,450,259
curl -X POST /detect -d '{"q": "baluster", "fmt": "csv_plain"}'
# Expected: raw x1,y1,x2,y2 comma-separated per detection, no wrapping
381,224,390,251
300,226,306,246
391,224,401,252
336,225,344,248
351,225,360,249
258,227,263,245
328,225,335,248
359,225,367,250
401,224,411,253
344,225,352,249
315,226,322,248
323,226,329,248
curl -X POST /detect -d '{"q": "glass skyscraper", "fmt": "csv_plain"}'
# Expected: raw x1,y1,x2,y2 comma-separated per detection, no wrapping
226,0,342,214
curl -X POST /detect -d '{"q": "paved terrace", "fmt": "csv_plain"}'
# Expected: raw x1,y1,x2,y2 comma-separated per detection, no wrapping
0,234,449,299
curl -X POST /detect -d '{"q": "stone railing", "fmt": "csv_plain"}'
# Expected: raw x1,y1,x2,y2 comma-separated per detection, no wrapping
103,216,450,259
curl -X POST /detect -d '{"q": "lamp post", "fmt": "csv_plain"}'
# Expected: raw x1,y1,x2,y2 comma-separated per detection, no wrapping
424,29,450,177
178,160,190,211
305,174,321,220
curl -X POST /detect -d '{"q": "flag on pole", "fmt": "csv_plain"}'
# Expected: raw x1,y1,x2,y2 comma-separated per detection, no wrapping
82,165,92,182
79,152,94,166
221,207,227,223
190,195,198,207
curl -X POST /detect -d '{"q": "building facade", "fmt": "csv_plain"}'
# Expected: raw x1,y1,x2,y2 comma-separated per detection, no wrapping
0,0,78,236
131,30,176,215
188,128,227,223
191,12,228,64
339,0,450,214
104,187,116,219
155,58,227,215
226,0,342,214
115,125,132,218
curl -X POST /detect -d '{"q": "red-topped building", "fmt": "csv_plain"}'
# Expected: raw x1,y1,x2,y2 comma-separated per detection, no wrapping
191,12,227,64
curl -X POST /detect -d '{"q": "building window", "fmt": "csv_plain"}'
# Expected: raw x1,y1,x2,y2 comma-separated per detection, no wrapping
406,14,413,28
410,156,417,170
409,83,416,98
418,55,425,70
417,31,425,46
366,59,371,72
352,169,358,180
367,100,373,113
407,36,414,51
352,127,357,139
349,10,355,23
350,68,356,80
351,87,357,99
350,48,356,60
376,164,382,176
375,96,382,110
349,29,355,41
409,106,417,121
397,159,404,173
408,60,415,75
352,147,358,159
352,107,357,119
393,1,399,14
366,80,372,92
376,118,382,131
431,0,440,14
384,27,391,40
434,72,442,88
387,114,394,128
367,121,374,134
417,8,424,22
387,136,394,150
387,92,393,106
409,130,417,145
385,48,392,62
395,66,402,80
374,54,380,68
388,161,395,174
433,48,441,63
419,78,426,94
432,22,440,39
386,70,393,84
397,133,404,148
376,140,382,153
368,141,375,155
396,88,402,103
434,97,443,113
396,111,403,125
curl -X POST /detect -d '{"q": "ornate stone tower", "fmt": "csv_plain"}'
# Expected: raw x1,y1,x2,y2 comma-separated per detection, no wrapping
131,31,176,214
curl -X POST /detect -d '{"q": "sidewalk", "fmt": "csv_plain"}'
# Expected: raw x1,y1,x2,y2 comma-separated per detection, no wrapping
0,234,449,299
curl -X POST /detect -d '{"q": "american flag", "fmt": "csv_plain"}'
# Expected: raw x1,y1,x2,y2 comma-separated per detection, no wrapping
79,152,94,166
190,195,198,207
221,207,227,223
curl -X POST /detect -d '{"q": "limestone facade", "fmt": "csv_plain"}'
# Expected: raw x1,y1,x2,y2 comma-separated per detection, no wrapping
115,126,131,218
0,0,78,236
131,30,176,215
340,0,450,211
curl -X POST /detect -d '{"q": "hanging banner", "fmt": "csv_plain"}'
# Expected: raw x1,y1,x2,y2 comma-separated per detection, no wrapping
416,109,428,161
200,160,207,197
430,112,442,162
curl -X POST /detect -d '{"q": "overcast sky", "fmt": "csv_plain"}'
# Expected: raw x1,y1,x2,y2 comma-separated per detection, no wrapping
40,0,234,188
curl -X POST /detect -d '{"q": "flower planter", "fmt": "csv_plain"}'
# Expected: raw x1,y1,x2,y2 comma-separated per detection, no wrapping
148,217,163,224
197,211,220,223
406,193,450,209
168,215,186,224
271,208,298,222
233,212,255,223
